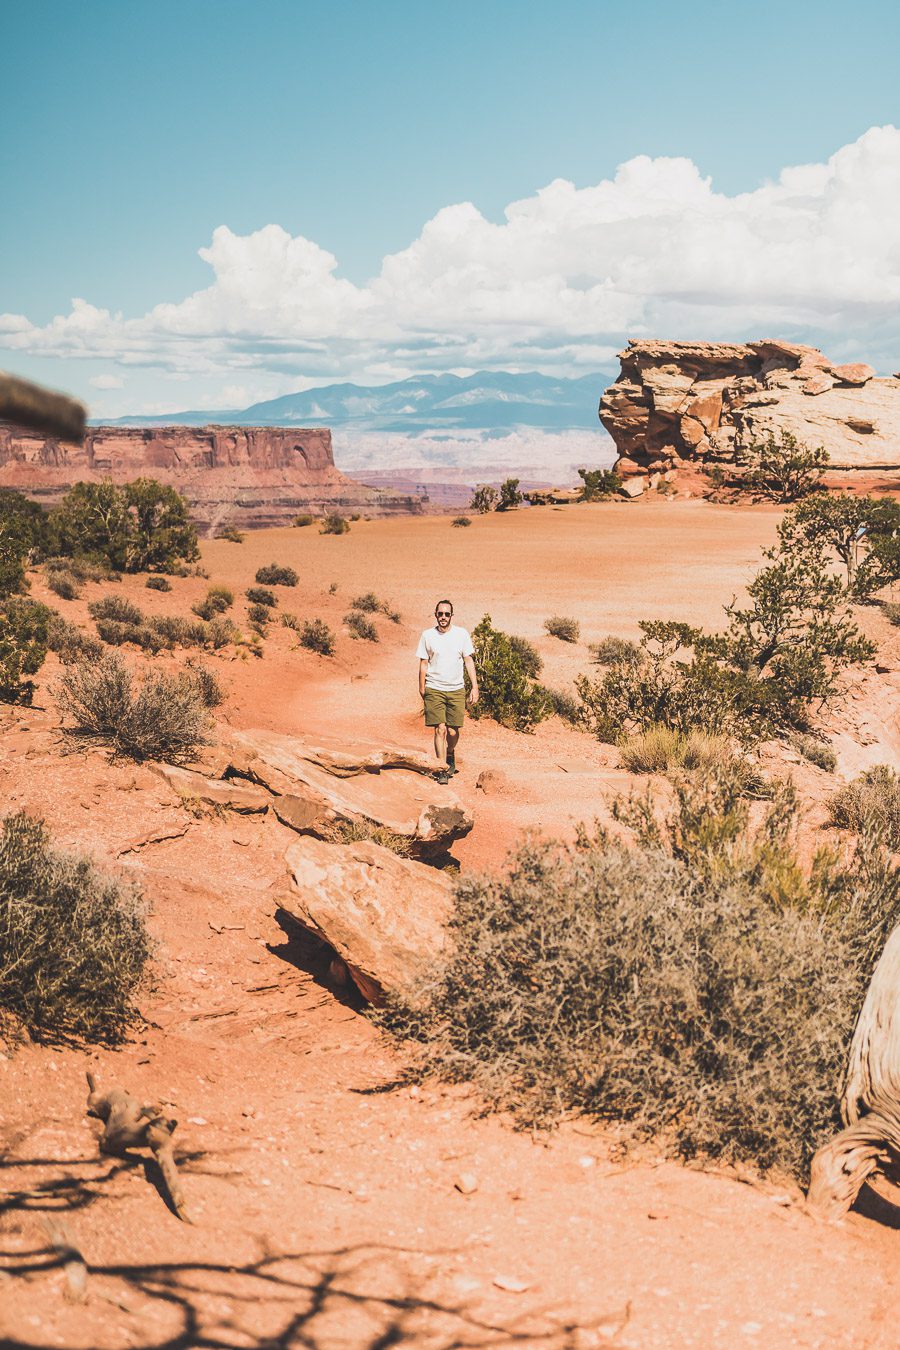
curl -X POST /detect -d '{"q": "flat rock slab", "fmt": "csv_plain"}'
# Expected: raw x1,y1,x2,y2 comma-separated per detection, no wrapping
282,836,454,1003
224,729,473,855
149,762,271,814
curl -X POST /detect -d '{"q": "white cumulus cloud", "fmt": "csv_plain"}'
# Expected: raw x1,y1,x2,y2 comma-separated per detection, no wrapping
89,373,125,389
3,125,900,401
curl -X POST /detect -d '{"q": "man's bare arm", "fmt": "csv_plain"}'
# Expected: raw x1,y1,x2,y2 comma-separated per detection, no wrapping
419,658,428,698
464,654,479,704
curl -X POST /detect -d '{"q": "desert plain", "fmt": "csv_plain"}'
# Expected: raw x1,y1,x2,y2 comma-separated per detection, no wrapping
2,497,900,1350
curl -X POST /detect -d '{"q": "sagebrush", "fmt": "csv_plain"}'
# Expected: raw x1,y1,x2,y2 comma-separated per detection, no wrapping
58,651,212,760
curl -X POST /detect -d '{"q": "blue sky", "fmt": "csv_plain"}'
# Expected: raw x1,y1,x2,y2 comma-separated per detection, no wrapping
3,0,899,416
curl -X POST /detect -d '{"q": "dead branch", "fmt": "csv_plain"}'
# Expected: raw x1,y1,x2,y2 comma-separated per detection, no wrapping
86,1071,192,1222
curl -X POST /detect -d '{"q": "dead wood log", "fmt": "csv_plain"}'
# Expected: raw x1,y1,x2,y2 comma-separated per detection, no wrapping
85,1072,192,1222
807,925,900,1218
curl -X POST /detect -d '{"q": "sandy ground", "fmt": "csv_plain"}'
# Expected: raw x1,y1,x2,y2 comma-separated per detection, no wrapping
2,498,900,1349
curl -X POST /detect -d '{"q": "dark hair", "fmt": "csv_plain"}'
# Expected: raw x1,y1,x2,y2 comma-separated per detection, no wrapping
435,600,453,615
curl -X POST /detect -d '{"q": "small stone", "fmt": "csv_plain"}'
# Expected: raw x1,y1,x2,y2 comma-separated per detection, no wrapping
188,1116,208,1126
454,1172,479,1195
578,1155,596,1169
493,1275,531,1293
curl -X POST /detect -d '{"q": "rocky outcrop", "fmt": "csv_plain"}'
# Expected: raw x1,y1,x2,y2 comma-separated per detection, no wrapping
281,836,454,1004
0,424,421,530
202,728,474,857
599,340,900,479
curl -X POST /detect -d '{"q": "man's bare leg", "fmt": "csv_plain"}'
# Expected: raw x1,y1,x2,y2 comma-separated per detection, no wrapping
433,722,448,766
446,726,460,774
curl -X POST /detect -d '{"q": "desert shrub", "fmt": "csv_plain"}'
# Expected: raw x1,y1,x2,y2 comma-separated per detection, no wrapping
94,618,168,653
469,485,498,514
497,478,523,511
142,615,205,648
46,556,115,584
578,467,622,501
351,591,380,613
0,490,49,596
452,516,472,528
618,725,745,778
205,617,241,650
383,772,900,1179
544,615,580,643
328,581,339,594
293,513,315,528
383,605,402,624
324,819,411,855
0,811,150,1042
0,598,52,703
247,602,270,632
192,584,233,620
184,661,224,708
280,612,301,631
828,765,900,846
47,615,104,666
145,575,172,592
345,611,378,642
883,602,900,625
590,636,644,667
792,734,837,772
58,651,212,761
46,568,80,600
255,563,299,586
536,685,581,724
49,478,198,573
778,494,900,600
736,429,828,503
320,515,350,536
246,586,276,607
469,615,551,732
216,525,245,542
88,594,144,626
298,618,335,656
508,635,542,678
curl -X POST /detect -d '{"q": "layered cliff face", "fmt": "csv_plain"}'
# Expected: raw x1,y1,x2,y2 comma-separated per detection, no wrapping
0,425,420,529
599,340,900,480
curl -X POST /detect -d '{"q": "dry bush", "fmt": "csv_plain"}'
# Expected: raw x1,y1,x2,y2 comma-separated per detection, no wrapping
882,602,900,626
298,618,335,656
247,602,270,634
452,516,472,527
544,615,580,643
145,575,172,592
192,585,233,620
58,651,212,761
828,765,900,846
321,515,350,535
791,733,837,772
535,684,581,724
246,586,276,607
618,725,742,776
47,615,104,666
280,612,301,631
46,568,81,600
351,592,380,613
184,661,224,708
95,618,169,653
89,594,144,626
383,771,900,1179
345,611,378,642
324,819,411,855
146,614,208,648
255,563,298,586
216,525,245,542
293,513,315,528
590,636,643,667
46,556,115,584
0,811,150,1042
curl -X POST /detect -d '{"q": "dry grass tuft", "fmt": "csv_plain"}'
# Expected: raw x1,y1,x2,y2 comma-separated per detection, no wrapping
828,765,900,846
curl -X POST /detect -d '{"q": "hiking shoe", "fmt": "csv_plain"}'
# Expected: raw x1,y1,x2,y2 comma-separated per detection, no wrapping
434,769,450,785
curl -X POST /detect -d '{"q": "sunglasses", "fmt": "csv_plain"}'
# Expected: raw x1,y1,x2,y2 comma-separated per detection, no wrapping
436,610,452,617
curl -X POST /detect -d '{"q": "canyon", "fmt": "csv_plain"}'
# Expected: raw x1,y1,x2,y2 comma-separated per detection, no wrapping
0,424,420,531
599,339,900,488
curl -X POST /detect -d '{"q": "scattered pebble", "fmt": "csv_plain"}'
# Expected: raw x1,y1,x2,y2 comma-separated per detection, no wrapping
188,1116,208,1126
493,1275,531,1294
454,1172,478,1195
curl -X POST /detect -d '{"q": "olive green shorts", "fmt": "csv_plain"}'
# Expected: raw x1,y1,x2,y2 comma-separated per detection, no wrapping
423,686,466,728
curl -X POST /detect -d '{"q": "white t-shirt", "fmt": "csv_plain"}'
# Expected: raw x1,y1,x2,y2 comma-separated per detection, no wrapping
416,625,474,691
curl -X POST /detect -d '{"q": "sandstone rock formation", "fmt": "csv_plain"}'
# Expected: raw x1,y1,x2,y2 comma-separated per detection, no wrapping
281,835,454,1004
0,424,420,530
190,728,474,857
599,340,900,481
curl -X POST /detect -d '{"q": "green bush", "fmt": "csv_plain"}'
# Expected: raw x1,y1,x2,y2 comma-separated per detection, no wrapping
452,516,472,528
0,598,51,703
469,615,551,732
737,429,828,503
469,485,497,514
88,594,144,626
145,574,172,592
544,615,580,643
345,611,378,642
791,734,837,772
778,495,900,600
58,651,212,761
535,685,581,724
293,513,315,528
828,765,900,846
383,771,900,1179
0,812,150,1042
245,586,276,607
508,634,542,678
47,615,104,666
590,636,643,667
497,478,523,511
320,515,350,536
192,585,233,620
578,468,622,501
0,489,48,597
298,618,336,656
255,563,299,586
49,478,198,573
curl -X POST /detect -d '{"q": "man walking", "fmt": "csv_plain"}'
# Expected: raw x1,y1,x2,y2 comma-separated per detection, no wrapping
416,600,478,784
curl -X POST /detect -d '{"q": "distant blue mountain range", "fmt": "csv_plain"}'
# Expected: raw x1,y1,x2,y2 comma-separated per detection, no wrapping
106,370,610,434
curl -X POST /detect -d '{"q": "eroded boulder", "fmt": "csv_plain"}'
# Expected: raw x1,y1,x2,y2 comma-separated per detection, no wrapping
282,836,454,1003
